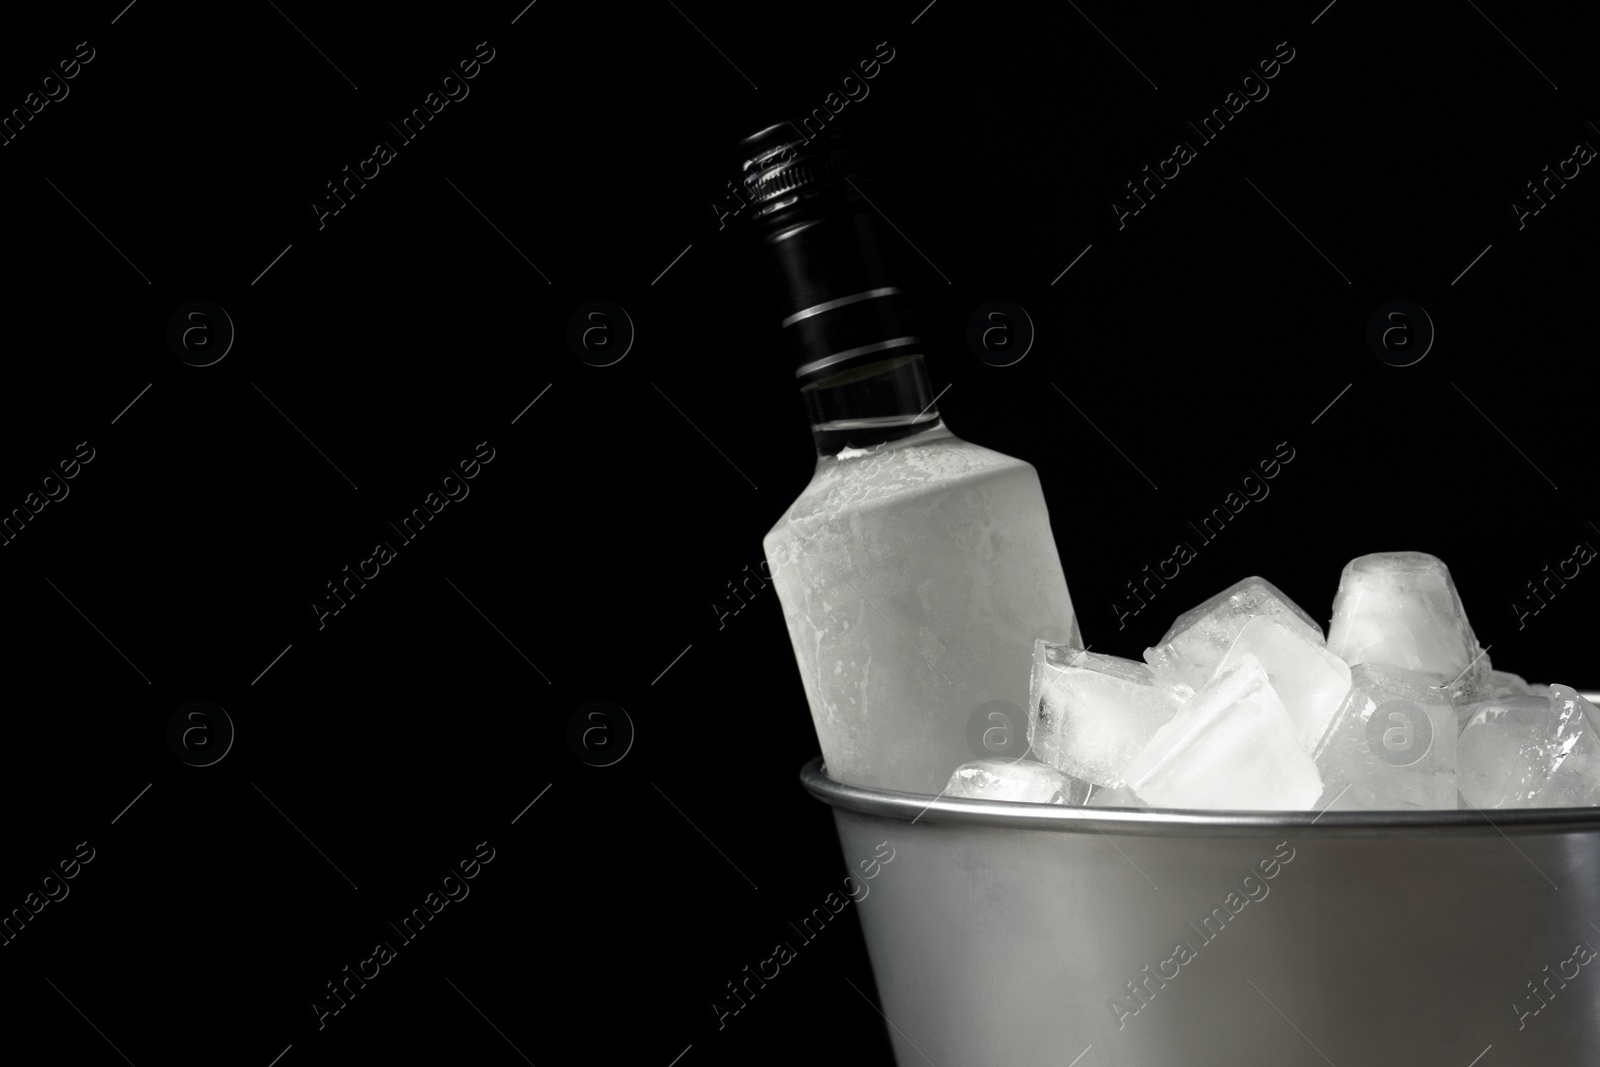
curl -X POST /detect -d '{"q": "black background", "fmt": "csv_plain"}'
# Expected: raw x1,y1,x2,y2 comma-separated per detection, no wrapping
1,1,1595,1064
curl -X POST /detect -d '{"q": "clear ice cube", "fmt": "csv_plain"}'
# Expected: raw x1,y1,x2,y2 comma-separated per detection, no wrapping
1215,614,1352,751
1085,784,1145,808
1489,669,1535,697
1027,642,1190,788
1564,684,1600,736
1458,669,1540,732
1143,576,1323,691
1312,662,1456,808
1325,552,1489,701
1458,686,1600,808
1124,652,1323,810
944,756,1090,804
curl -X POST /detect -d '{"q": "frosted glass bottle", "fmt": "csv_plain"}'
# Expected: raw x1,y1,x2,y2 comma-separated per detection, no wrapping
765,422,1080,794
739,125,1080,795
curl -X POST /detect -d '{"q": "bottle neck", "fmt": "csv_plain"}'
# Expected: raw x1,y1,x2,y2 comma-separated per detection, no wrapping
802,352,942,455
755,204,942,456
734,126,941,454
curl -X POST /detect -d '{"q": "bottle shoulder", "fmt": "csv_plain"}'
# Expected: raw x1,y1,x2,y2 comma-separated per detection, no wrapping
770,431,1038,536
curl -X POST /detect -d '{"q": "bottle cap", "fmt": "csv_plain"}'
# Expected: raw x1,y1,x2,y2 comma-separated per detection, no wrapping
736,123,865,226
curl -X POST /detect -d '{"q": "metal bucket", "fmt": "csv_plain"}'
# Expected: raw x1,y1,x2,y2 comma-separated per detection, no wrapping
802,750,1600,1066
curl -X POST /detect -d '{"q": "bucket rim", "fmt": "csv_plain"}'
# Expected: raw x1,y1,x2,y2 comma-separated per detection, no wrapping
799,757,1600,838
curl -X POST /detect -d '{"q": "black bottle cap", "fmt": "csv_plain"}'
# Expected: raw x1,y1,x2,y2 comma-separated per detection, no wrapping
737,123,866,228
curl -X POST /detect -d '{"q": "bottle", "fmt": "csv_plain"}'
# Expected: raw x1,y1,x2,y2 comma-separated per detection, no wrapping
739,124,1081,795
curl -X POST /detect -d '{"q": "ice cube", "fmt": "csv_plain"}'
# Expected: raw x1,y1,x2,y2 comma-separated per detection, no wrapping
1325,552,1489,701
1312,662,1456,808
1143,576,1323,690
1085,784,1145,808
1315,781,1422,812
944,756,1090,804
1027,642,1190,787
1489,670,1535,697
1215,614,1352,751
1124,652,1323,810
1558,684,1600,736
1458,688,1600,808
1460,669,1540,732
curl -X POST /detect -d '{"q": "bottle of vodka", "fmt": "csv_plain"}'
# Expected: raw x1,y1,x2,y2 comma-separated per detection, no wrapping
740,125,1081,795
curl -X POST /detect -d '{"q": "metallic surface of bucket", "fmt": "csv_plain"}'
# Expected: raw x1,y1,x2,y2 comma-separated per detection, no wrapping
802,756,1600,1066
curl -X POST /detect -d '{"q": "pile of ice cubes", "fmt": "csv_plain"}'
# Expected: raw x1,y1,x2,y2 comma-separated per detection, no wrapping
943,552,1600,811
